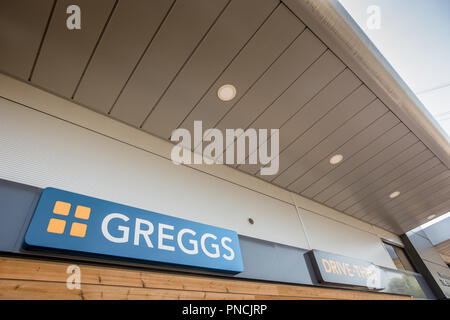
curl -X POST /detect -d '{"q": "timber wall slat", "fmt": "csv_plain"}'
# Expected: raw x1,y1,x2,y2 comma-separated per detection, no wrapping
0,256,412,300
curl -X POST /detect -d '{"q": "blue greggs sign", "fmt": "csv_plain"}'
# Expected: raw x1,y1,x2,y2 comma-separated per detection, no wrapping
25,188,244,273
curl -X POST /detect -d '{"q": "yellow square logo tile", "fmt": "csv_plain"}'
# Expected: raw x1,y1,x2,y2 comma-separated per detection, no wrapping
70,222,87,238
75,205,91,220
53,201,71,216
47,218,66,234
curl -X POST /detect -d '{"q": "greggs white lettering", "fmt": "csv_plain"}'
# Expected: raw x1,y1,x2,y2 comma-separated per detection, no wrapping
101,213,235,261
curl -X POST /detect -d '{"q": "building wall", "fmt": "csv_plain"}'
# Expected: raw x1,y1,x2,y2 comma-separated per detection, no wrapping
0,73,401,270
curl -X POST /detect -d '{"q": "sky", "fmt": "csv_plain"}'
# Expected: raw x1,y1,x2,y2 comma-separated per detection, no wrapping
338,0,450,138
338,0,450,229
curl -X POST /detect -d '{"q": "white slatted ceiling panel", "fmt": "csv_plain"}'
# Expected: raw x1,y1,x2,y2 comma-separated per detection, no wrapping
0,0,449,234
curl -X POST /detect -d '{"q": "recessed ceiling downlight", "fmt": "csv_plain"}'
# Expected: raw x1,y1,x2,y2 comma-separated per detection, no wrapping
329,154,344,165
389,191,401,199
217,84,236,101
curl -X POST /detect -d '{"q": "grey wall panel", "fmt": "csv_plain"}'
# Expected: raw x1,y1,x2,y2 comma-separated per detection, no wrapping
268,84,376,187
298,208,397,269
0,180,41,252
350,157,444,218
110,0,229,126
300,125,412,198
31,0,116,97
142,0,279,139
179,4,305,138
334,148,437,211
423,260,450,298
73,0,175,113
423,217,450,246
0,0,54,80
402,232,449,299
286,108,396,192
238,236,315,285
406,231,448,268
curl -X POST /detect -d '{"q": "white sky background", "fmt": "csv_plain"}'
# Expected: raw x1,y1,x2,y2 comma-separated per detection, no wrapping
338,0,450,139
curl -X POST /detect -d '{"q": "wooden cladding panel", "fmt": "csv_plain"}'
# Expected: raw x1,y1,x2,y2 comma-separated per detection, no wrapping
0,256,412,300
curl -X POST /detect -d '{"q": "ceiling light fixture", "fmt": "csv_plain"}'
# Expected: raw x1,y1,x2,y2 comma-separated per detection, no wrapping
389,191,401,199
329,154,344,165
217,84,236,101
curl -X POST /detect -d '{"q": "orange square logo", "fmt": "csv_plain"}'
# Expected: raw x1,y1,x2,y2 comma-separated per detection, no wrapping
53,201,71,216
70,222,87,238
75,205,91,220
47,218,66,234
